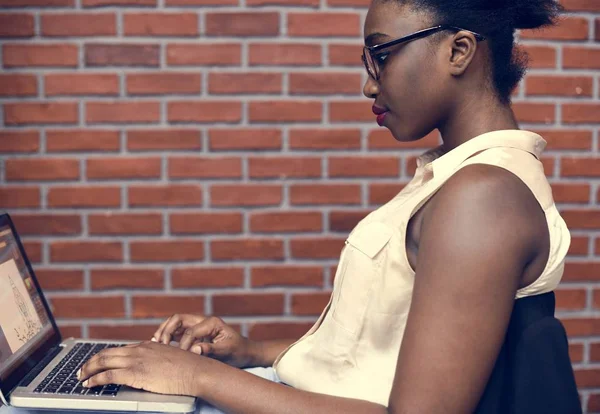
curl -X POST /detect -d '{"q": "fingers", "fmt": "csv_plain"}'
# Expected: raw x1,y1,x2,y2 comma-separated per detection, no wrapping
79,348,134,383
81,369,131,389
190,342,213,356
153,314,206,345
179,317,222,351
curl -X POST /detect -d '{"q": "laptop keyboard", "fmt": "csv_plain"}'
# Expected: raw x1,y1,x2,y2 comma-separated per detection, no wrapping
33,343,124,397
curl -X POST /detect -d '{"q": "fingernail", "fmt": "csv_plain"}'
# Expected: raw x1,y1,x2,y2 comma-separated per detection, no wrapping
191,345,202,355
151,337,157,342
82,380,89,387
76,369,81,380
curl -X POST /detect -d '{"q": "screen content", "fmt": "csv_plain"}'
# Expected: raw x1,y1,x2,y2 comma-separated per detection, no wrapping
0,225,53,379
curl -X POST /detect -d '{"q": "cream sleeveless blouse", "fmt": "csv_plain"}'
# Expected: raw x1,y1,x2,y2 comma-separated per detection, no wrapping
273,129,571,406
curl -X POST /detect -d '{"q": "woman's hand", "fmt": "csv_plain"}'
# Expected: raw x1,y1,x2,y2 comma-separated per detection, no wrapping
78,341,203,396
153,314,257,368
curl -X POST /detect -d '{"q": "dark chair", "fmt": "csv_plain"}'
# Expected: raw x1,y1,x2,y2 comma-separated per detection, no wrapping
475,292,582,414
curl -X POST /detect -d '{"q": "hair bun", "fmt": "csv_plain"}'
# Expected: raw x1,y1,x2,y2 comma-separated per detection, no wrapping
509,0,563,30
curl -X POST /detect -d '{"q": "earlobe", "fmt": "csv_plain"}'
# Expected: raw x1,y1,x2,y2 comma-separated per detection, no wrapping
448,33,478,76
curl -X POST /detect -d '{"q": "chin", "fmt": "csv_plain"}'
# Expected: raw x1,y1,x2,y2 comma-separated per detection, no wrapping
387,124,421,143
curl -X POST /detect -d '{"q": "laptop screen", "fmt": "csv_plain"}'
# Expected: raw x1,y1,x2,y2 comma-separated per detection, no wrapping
0,214,60,398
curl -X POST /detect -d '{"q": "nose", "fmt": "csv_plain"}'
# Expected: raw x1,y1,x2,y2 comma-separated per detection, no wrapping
363,75,379,99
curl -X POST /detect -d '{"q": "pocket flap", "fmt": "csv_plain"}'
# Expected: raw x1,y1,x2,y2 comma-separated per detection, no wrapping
346,222,393,258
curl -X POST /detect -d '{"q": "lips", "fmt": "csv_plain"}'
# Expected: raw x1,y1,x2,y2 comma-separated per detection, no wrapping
372,104,389,126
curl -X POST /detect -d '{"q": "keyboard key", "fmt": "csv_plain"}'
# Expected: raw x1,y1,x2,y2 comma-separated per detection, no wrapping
101,389,118,396
73,387,88,395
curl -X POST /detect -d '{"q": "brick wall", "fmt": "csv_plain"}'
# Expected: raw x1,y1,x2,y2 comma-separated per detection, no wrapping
0,0,599,410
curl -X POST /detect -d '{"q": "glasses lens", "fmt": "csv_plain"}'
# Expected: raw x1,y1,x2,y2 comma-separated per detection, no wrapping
363,47,378,80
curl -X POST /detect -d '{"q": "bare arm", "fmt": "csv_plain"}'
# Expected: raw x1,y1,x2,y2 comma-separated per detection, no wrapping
248,339,296,367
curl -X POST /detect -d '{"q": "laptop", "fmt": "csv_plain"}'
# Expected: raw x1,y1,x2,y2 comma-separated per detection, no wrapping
0,212,196,413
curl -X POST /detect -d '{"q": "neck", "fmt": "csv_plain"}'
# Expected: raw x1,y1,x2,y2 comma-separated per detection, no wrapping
438,92,519,154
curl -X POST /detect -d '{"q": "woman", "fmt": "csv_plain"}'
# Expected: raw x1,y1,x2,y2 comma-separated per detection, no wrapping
77,0,570,412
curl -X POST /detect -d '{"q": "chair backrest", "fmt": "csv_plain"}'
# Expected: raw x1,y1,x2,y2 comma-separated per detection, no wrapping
475,292,582,414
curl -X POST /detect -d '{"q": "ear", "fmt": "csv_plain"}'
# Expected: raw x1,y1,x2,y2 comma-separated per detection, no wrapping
447,31,479,76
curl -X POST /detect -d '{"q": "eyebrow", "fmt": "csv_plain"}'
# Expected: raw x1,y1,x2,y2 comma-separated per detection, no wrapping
364,32,390,46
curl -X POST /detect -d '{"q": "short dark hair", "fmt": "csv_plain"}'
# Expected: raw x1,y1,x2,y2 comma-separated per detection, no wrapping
387,0,563,104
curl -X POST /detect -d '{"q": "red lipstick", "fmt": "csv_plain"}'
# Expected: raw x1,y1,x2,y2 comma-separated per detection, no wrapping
372,105,389,126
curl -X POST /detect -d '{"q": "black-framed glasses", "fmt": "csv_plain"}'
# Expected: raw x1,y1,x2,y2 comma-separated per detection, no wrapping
362,24,486,80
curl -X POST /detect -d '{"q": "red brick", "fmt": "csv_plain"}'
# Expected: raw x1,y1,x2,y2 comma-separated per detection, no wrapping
85,43,159,67
128,129,201,151
6,158,79,181
36,269,84,291
129,185,202,207
563,262,600,282
171,267,244,289
209,128,281,151
563,318,600,337
520,45,557,68
329,156,399,177
534,129,592,151
248,322,313,341
288,12,360,37
91,268,164,290
290,73,361,95
568,237,588,256
251,265,323,287
168,101,242,123
169,157,242,179
88,213,162,235
329,43,363,66
368,129,440,150
248,156,321,178
369,183,407,205
132,295,204,318
512,103,555,124
167,43,241,66
166,0,236,5
248,43,321,66
4,102,78,125
206,12,278,36
124,13,198,36
569,343,584,363
329,210,370,232
247,0,317,5
561,157,600,177
212,293,284,316
0,74,37,96
592,343,600,362
59,325,82,338
289,128,360,150
555,288,587,310
575,369,600,388
0,130,39,153
521,17,589,40
83,0,154,6
51,241,123,263
130,241,204,262
47,130,120,152
87,157,161,180
0,0,73,6
291,292,330,315
561,0,600,11
525,75,593,97
51,296,125,318
327,0,369,5
563,47,600,69
41,13,116,36
210,184,281,207
0,13,34,37
562,104,600,124
211,239,284,261
45,73,119,96
23,242,42,263
291,237,345,259
329,100,372,122
127,73,201,95
209,73,282,94
11,214,81,235
0,187,40,208
88,325,156,341
170,213,243,235
561,210,600,229
86,101,160,124
550,183,590,203
250,212,322,233
590,394,600,412
291,183,361,205
48,186,121,208
594,289,600,309
3,44,78,67
249,101,321,122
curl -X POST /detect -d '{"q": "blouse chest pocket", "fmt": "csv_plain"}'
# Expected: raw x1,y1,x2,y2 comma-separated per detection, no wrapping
331,222,393,336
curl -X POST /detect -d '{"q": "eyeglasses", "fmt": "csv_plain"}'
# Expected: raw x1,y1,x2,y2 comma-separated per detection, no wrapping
362,24,486,81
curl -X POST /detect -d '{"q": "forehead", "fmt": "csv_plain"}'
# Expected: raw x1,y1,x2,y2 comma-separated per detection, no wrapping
364,1,432,44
